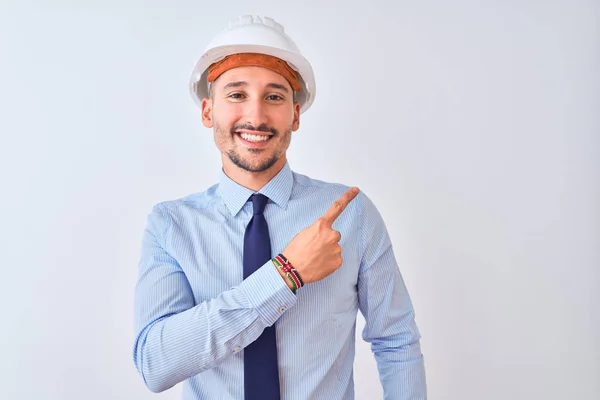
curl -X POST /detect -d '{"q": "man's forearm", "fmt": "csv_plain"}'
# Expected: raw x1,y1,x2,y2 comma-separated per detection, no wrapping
134,262,296,393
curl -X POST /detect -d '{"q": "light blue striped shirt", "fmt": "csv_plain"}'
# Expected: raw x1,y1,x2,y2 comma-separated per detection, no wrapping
133,162,427,399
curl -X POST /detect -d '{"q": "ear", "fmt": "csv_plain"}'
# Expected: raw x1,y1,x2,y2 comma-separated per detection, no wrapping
292,102,300,131
201,98,213,128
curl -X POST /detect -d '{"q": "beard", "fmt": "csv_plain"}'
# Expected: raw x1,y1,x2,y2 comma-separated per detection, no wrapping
215,122,291,173
228,150,279,173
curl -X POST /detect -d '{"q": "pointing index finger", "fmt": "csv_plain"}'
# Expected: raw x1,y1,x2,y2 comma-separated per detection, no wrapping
322,187,360,226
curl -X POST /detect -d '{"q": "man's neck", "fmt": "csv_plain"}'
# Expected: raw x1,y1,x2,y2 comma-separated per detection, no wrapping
222,156,287,192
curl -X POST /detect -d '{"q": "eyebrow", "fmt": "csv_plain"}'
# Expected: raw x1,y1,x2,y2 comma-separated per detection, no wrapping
222,81,290,93
266,83,290,93
222,81,247,91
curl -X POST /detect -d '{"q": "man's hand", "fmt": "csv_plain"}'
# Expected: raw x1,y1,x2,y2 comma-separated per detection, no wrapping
280,187,360,284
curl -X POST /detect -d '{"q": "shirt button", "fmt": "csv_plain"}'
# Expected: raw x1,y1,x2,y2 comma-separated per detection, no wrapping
233,346,241,353
279,306,286,312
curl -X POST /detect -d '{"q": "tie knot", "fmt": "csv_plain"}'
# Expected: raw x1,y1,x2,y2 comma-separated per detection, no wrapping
249,193,269,215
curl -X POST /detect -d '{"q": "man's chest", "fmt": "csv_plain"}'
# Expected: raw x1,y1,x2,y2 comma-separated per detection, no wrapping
165,204,361,311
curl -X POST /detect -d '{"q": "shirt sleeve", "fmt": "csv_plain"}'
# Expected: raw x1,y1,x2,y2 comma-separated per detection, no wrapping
132,204,297,393
356,193,427,399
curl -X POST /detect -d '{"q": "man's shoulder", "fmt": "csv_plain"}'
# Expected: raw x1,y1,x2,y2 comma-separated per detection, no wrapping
290,169,373,214
149,183,220,215
291,170,351,193
291,169,381,218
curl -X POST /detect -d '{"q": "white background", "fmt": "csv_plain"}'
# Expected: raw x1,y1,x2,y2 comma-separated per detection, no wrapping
1,1,598,399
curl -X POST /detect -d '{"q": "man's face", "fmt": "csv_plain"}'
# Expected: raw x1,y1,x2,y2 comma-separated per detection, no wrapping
201,66,300,173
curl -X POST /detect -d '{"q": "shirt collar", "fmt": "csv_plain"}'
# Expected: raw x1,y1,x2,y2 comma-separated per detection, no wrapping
217,162,293,217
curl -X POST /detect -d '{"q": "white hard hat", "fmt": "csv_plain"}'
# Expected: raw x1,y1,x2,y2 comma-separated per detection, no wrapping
189,15,316,114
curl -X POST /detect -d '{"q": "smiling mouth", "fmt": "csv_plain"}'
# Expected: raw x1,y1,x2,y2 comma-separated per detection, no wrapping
239,133,270,142
235,130,273,143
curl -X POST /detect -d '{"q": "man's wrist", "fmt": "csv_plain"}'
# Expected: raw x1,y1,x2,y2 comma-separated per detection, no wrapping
272,259,296,292
271,254,304,293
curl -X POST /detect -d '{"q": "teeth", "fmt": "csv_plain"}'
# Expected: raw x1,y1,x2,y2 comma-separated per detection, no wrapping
240,133,270,142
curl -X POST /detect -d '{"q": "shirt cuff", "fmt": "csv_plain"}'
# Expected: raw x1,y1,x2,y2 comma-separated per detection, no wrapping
239,260,298,327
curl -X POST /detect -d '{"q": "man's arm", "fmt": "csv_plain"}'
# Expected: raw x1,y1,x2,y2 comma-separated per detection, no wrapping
133,204,296,393
134,188,360,393
356,193,427,399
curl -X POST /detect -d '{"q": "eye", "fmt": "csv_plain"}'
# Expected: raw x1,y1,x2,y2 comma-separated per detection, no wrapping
228,93,246,100
266,94,284,101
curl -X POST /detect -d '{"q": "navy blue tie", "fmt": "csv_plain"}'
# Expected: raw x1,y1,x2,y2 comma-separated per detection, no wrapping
243,193,280,400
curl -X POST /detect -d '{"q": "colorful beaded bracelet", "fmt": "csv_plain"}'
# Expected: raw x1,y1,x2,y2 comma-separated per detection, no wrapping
272,253,304,292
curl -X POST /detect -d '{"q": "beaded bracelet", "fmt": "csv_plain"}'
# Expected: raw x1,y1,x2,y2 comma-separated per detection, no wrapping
271,257,298,292
272,253,304,292
276,253,305,287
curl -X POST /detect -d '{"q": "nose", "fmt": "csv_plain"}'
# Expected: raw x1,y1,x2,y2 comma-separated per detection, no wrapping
243,98,268,128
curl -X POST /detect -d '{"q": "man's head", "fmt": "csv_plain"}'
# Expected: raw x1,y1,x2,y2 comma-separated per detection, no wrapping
189,15,315,176
201,58,300,173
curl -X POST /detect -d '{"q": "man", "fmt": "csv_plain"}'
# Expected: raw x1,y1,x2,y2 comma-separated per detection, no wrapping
133,15,427,400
